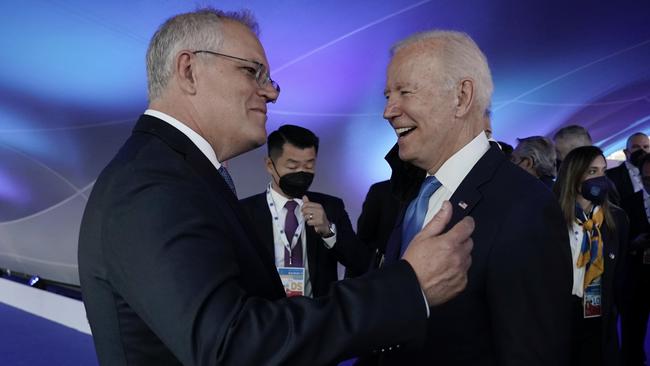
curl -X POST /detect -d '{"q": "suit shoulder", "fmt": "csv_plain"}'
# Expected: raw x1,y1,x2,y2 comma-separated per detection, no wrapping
606,162,626,177
239,192,265,203
307,191,344,206
493,159,555,202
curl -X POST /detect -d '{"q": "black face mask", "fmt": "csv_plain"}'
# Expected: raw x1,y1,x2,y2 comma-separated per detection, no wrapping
278,171,314,198
630,149,647,168
580,176,610,205
271,161,314,198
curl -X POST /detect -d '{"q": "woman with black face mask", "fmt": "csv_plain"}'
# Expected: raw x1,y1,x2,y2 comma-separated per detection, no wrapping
553,145,629,366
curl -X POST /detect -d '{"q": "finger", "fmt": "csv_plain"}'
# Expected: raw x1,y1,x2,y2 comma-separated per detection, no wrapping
443,216,475,245
302,195,310,203
419,201,454,237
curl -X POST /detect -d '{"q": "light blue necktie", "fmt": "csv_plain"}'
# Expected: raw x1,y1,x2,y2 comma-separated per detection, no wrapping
401,176,442,256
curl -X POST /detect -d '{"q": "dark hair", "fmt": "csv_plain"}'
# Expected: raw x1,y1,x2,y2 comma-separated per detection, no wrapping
553,145,615,230
267,125,319,159
626,132,649,150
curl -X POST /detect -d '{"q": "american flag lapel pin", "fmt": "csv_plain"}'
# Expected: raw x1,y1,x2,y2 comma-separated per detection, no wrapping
458,201,468,210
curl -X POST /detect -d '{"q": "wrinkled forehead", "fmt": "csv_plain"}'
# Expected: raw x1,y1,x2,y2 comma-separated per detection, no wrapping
386,47,443,86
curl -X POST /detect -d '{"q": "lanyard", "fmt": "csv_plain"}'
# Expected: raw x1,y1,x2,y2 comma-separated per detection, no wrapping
265,183,305,256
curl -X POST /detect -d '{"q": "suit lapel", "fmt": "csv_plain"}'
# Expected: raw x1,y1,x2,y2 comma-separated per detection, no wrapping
248,194,277,261
600,224,617,314
446,146,503,229
133,116,283,291
304,193,320,286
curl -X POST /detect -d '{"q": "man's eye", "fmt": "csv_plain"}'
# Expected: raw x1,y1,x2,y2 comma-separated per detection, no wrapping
242,67,257,76
400,90,411,95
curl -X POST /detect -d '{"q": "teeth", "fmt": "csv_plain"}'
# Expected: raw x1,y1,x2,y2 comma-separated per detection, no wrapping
395,127,415,136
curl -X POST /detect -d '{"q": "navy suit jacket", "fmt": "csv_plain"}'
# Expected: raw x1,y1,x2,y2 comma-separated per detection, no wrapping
239,191,370,296
378,145,574,366
607,162,635,202
78,115,430,366
356,180,401,271
594,206,629,366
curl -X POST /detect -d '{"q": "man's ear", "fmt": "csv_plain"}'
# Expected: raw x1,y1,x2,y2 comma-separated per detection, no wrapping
264,156,275,176
521,157,534,169
175,50,198,95
454,78,475,118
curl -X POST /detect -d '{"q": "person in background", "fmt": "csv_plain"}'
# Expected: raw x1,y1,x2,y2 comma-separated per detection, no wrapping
240,124,369,298
554,124,593,167
607,132,650,202
356,179,401,270
510,135,557,187
553,145,629,366
620,152,650,366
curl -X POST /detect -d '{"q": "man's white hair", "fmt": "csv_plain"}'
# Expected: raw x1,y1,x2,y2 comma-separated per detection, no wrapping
391,30,493,116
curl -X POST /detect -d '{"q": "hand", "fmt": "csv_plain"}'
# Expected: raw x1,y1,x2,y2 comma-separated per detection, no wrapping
301,196,332,236
402,201,474,306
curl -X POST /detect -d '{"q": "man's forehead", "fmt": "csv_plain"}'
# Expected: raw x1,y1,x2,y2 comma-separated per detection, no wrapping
220,21,267,61
630,135,650,146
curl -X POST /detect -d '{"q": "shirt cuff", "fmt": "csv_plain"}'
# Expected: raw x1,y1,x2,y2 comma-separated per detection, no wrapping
421,289,430,317
321,223,337,248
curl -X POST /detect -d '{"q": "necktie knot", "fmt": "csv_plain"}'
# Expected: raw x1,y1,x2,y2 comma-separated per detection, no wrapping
218,166,237,196
420,176,441,199
285,200,298,212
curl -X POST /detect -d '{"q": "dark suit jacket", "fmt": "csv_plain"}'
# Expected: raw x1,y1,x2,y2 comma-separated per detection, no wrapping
239,191,370,296
607,162,635,202
77,115,430,366
378,145,574,366
589,206,628,366
356,180,401,269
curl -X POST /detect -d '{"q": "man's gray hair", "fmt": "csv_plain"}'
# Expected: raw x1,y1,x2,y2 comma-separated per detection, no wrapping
390,30,493,116
513,136,557,177
146,8,259,101
552,125,592,145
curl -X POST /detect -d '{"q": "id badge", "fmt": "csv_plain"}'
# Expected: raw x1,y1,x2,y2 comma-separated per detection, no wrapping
583,277,602,318
643,249,650,265
278,267,305,297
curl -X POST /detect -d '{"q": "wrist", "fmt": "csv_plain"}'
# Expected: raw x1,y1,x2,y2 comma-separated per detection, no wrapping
320,222,335,238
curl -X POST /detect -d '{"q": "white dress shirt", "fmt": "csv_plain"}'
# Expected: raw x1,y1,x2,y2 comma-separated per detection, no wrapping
268,184,337,298
421,132,491,228
569,220,587,298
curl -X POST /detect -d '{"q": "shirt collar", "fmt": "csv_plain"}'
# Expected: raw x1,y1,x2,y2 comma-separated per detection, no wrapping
144,109,222,171
269,182,303,209
625,160,640,175
431,132,490,194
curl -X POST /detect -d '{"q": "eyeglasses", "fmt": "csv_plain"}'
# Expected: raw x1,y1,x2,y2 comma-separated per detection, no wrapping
193,50,280,95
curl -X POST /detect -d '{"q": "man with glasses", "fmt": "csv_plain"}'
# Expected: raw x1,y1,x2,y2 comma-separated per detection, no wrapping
78,8,475,366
